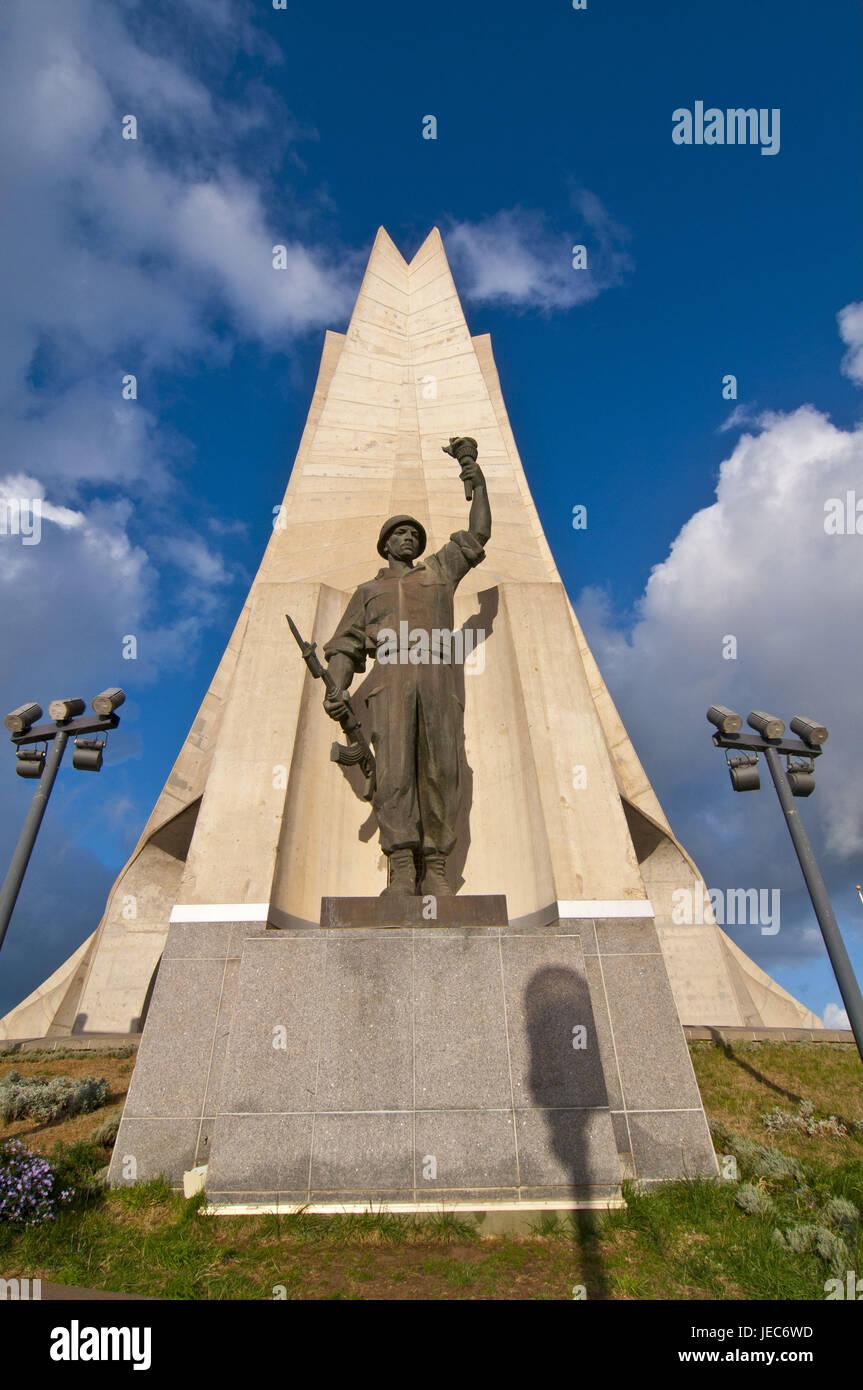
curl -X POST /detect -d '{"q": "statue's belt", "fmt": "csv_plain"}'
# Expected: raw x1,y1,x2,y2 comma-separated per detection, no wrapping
374,638,458,664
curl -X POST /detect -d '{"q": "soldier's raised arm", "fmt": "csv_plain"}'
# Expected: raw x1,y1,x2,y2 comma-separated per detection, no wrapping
461,457,491,545
443,436,491,545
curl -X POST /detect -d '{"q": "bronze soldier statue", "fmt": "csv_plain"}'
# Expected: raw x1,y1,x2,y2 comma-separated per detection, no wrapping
322,441,491,898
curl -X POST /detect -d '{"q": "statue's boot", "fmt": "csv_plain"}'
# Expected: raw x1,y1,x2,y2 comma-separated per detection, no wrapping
420,851,453,897
380,847,417,898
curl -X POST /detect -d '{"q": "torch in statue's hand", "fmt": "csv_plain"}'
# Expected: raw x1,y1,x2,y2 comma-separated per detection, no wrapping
442,436,479,500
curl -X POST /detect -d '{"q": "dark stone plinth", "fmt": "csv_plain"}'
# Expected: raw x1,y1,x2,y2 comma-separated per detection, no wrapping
110,904,717,1205
320,894,508,929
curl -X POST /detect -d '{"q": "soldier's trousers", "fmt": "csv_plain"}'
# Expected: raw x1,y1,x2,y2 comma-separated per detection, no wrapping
363,667,463,855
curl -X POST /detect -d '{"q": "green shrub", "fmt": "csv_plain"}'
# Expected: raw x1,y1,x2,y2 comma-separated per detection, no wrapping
735,1183,773,1216
785,1223,822,1254
0,1046,136,1062
89,1110,122,1148
711,1123,805,1182
753,1148,804,1181
814,1227,850,1274
773,1222,850,1276
824,1196,859,1239
0,1070,110,1124
761,1099,848,1138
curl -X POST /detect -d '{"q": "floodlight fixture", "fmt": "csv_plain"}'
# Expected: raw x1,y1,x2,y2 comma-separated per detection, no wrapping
727,752,760,792
72,737,104,772
15,748,46,780
790,715,828,748
91,688,126,716
2,684,127,956
4,704,43,734
747,710,785,740
706,705,743,736
708,695,863,1059
786,758,816,798
47,697,86,724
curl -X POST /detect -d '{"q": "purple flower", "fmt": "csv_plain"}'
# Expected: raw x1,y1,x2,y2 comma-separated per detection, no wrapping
0,1139,74,1225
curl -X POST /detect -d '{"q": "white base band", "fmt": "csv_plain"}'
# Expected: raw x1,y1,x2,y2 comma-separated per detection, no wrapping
557,900,654,919
203,1197,625,1217
169,900,653,926
169,904,270,924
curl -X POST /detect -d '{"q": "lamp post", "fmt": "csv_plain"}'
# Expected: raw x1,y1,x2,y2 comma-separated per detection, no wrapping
707,705,863,1063
0,689,125,956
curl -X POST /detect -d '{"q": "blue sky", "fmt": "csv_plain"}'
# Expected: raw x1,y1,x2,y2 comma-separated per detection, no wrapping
0,0,861,1023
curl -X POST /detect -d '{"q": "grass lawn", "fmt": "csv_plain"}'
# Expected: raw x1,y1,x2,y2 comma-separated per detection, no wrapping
1,1040,860,1300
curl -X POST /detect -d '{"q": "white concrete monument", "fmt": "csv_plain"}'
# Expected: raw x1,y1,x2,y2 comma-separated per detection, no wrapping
1,226,818,1042
0,227,820,1214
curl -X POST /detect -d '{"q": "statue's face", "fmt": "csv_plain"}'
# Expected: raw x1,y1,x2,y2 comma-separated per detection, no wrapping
386,524,421,561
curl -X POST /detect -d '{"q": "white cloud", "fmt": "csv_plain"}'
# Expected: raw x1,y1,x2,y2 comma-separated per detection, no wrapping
0,390,177,491
838,301,863,384
0,474,84,531
578,312,863,970
446,191,632,312
0,0,357,704
0,2,352,392
584,400,863,853
166,537,230,587
718,403,762,433
159,534,235,617
823,1004,850,1029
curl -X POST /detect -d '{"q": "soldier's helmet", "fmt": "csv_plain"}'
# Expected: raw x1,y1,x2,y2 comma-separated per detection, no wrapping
377,515,427,558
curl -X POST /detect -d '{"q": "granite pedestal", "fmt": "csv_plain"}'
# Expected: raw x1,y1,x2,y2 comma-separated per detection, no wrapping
108,897,717,1217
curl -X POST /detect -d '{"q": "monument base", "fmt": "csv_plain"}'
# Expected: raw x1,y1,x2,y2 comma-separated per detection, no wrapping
109,898,717,1210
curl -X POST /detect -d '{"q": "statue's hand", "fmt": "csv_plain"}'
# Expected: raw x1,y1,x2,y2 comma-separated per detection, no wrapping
459,459,484,490
324,689,350,722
